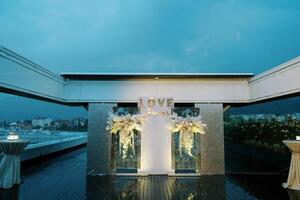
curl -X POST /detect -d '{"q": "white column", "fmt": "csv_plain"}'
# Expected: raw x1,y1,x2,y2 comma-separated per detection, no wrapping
139,114,174,174
138,98,174,174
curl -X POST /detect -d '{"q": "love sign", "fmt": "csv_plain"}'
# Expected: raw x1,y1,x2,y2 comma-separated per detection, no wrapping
139,97,174,115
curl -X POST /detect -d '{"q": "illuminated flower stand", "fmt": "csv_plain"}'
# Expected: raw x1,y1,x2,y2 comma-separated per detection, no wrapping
169,112,206,173
0,132,29,188
107,112,143,173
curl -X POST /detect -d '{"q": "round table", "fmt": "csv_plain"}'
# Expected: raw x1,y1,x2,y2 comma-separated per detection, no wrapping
282,140,300,190
0,139,29,189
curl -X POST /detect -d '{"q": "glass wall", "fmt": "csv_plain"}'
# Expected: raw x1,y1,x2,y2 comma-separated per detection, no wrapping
224,96,300,172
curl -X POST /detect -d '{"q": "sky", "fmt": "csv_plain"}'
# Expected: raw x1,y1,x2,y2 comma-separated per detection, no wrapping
1,0,300,120
1,0,300,74
0,94,87,120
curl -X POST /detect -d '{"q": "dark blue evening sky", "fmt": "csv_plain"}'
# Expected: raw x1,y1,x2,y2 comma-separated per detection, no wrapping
1,1,300,120
1,0,300,74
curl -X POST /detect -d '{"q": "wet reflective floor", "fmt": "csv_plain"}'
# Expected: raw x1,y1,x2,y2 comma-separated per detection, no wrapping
0,147,299,200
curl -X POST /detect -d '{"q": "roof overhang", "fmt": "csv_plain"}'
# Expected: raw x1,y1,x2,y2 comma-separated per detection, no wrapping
61,72,254,80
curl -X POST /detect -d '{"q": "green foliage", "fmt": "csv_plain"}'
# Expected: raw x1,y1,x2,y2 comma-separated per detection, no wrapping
224,114,300,153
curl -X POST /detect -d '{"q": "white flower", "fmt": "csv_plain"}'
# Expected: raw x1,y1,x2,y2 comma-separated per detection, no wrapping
106,112,144,159
169,113,207,157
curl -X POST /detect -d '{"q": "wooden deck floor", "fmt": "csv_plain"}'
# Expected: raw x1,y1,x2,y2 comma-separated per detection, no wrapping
0,147,294,200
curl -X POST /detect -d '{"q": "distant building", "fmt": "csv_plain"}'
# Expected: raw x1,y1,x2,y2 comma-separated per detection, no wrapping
0,120,7,127
71,117,85,128
293,113,300,120
32,118,53,128
9,122,23,130
56,119,71,128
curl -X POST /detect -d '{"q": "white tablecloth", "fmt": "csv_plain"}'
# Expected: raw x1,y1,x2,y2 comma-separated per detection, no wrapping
282,140,300,190
0,140,29,189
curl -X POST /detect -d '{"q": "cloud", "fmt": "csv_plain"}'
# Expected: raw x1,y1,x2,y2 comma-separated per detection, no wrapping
0,0,299,74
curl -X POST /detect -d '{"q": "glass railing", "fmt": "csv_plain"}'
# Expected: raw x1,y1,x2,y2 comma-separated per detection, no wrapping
0,128,87,145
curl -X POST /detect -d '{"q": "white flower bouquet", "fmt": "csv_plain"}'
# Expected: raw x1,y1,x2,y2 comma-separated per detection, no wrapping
106,112,144,159
169,113,207,157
